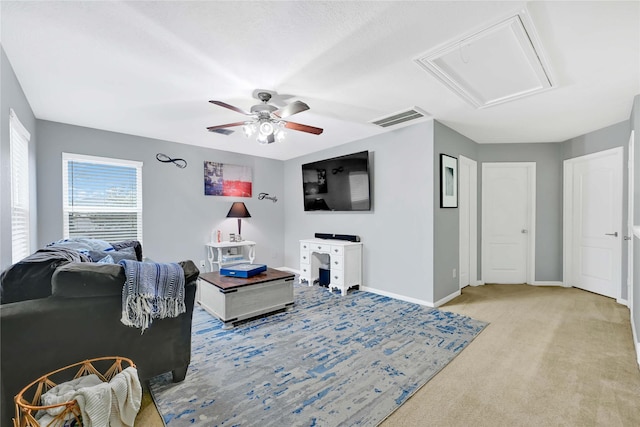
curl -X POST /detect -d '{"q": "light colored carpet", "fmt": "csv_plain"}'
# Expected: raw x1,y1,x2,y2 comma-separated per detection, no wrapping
136,284,640,426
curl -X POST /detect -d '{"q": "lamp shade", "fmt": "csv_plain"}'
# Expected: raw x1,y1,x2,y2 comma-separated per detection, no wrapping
226,202,251,218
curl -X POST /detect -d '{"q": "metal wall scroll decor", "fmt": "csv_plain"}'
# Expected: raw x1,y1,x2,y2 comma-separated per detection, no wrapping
156,153,187,168
258,193,278,203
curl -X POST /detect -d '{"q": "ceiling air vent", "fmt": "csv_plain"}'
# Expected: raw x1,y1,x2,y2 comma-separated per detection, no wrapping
371,106,431,128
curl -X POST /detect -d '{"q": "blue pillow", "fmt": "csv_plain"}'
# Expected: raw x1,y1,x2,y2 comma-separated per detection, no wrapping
97,254,115,264
89,247,136,263
48,237,114,252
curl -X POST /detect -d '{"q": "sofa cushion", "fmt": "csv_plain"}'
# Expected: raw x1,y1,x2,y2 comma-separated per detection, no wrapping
52,260,199,299
110,240,143,262
52,263,126,298
0,247,91,304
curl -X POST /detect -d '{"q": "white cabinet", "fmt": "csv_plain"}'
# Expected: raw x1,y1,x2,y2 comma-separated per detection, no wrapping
299,238,362,296
205,241,256,272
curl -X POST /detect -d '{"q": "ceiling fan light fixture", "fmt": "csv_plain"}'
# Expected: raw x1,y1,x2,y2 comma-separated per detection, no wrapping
242,122,256,138
208,91,322,145
259,121,274,136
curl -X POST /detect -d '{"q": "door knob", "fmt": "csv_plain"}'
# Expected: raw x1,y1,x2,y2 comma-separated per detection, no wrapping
521,229,528,234
605,232,618,237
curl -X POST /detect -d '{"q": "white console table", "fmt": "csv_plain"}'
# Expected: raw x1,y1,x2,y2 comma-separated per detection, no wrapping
206,240,256,271
299,238,362,296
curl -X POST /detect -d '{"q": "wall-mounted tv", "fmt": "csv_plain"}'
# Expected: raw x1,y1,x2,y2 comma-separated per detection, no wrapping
302,151,371,211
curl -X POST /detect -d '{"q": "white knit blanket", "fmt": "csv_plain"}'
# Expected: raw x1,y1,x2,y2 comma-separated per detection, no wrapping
37,367,142,427
119,260,185,332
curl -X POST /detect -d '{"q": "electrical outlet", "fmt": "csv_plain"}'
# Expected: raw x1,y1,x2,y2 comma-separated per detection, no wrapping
452,268,457,278
199,260,206,270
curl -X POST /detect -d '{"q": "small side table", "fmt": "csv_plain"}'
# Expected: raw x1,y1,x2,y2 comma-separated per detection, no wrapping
205,240,256,271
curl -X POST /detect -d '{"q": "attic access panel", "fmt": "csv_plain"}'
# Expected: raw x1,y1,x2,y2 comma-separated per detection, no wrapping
415,14,554,108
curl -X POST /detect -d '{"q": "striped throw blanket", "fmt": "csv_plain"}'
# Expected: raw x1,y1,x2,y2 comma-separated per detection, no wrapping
119,260,186,333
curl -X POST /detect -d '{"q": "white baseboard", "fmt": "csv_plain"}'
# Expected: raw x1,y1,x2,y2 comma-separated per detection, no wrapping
532,281,564,286
617,297,629,306
434,290,461,307
360,286,435,307
471,280,484,287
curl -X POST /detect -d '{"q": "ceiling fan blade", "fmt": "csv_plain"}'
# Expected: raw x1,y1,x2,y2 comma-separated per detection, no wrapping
206,121,246,133
284,121,324,135
274,101,310,119
209,100,251,116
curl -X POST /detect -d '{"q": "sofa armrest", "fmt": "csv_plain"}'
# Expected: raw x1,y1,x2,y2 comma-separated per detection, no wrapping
178,260,200,284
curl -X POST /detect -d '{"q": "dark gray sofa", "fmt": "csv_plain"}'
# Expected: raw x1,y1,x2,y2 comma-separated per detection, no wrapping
0,242,198,426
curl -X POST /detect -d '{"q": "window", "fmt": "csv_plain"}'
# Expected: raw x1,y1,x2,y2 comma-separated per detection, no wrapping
10,109,31,262
62,153,143,243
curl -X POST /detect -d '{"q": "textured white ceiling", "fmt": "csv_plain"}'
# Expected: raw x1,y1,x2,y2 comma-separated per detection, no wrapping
2,1,639,160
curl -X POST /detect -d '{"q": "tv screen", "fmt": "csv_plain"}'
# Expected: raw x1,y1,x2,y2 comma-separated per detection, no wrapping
302,151,371,211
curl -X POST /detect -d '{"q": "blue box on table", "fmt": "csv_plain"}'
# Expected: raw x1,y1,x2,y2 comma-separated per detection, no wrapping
220,263,267,278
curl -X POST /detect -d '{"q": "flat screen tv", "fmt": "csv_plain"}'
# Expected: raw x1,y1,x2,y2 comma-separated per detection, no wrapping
302,151,371,211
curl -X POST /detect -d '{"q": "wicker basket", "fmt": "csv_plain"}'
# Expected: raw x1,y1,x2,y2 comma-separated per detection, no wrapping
13,356,136,427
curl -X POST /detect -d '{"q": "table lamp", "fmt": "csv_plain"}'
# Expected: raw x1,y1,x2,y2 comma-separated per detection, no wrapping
227,202,251,239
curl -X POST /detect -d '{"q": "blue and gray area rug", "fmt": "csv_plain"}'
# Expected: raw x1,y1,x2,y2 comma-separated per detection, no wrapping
149,284,487,426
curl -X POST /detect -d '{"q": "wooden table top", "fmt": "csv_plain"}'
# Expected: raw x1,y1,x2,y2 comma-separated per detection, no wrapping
200,268,295,290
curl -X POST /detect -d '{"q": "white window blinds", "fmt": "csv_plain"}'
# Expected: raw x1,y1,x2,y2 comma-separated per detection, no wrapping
10,109,31,263
62,153,143,243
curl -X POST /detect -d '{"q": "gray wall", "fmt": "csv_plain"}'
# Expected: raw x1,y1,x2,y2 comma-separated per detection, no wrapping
477,143,564,282
562,120,631,300
433,122,478,301
0,46,37,270
283,121,436,304
35,120,285,269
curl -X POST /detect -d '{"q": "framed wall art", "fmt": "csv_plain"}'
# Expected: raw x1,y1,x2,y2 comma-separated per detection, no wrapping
440,154,458,208
204,161,252,197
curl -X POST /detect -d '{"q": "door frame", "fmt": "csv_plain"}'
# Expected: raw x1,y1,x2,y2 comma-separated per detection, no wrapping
563,146,623,300
628,131,635,309
459,155,478,288
481,162,536,284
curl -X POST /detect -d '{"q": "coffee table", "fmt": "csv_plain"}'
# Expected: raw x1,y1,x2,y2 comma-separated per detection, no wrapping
197,268,295,326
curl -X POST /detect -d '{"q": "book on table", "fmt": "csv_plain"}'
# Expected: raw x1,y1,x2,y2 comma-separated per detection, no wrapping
220,263,267,278
221,254,245,262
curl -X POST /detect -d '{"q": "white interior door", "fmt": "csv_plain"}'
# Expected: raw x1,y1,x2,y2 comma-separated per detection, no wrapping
459,156,477,288
564,148,622,299
629,131,635,308
482,163,535,284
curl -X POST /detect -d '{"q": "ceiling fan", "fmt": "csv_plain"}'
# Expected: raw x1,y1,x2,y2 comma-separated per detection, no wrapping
207,90,323,144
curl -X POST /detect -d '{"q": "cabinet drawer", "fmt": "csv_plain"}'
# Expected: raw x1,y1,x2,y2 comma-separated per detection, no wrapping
300,242,311,251
330,255,344,271
300,264,311,276
311,243,330,253
300,249,310,264
330,270,344,285
330,245,344,256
